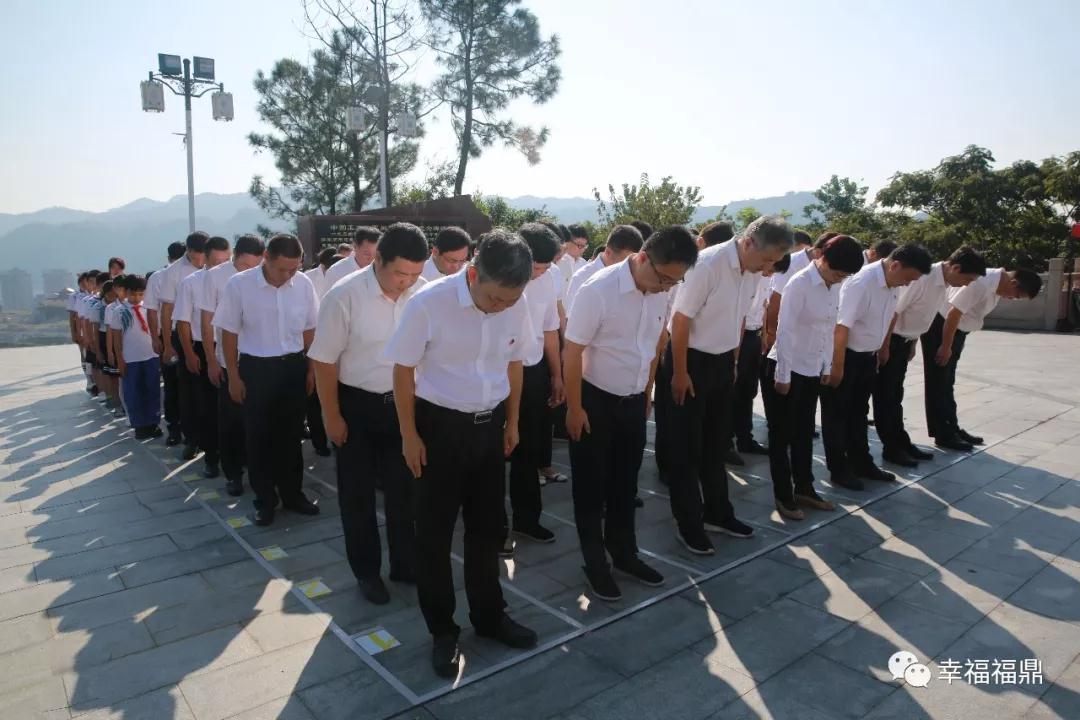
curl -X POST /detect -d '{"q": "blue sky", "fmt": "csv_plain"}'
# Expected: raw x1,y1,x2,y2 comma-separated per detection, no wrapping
1,0,1076,214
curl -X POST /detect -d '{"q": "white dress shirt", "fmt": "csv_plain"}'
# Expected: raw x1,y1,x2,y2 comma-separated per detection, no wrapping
304,266,333,300
213,265,319,357
565,260,669,396
768,247,812,296
671,239,759,355
420,256,443,282
383,270,533,413
142,270,164,313
837,260,899,352
108,301,156,363
156,255,201,321
173,270,205,342
197,262,239,365
566,255,606,314
556,253,586,298
744,274,770,331
943,268,1003,333
309,266,426,393
768,263,840,383
521,268,561,367
893,262,949,340
323,253,366,290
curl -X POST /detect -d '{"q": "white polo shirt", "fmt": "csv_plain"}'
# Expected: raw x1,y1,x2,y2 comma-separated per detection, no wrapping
213,265,319,358
768,247,812,296
894,262,950,340
565,259,669,397
156,254,201,322
837,260,899,353
671,239,759,355
108,301,156,364
566,255,606,314
66,291,83,313
173,269,205,342
943,268,1003,334
309,266,426,393
521,267,561,367
323,252,367,290
197,261,239,365
383,270,533,413
304,266,333,300
769,263,840,383
104,301,123,338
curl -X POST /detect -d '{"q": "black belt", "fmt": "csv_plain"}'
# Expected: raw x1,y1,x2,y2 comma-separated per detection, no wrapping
340,384,396,404
418,397,504,425
585,380,644,403
744,327,763,336
240,351,304,362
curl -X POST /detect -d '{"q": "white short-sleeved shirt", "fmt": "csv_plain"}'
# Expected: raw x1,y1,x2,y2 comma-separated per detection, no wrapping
894,262,950,340
671,239,759,355
837,260,899,352
522,269,561,367
173,270,205,342
768,247,812,296
768,263,840,383
420,256,443,282
143,270,164,313
76,294,94,321
382,270,533,413
323,253,367,290
156,254,201,311
565,259,669,397
744,274,771,331
213,265,319,357
556,253,586,298
197,262,239,365
304,266,333,300
566,255,606,314
104,301,123,336
943,268,1003,334
66,291,82,312
108,301,156,363
309,266,426,393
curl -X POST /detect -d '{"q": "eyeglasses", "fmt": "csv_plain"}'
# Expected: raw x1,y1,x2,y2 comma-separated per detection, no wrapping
570,240,588,249
647,255,683,287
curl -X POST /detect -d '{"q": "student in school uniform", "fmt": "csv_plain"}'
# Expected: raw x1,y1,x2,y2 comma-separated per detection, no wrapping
873,246,987,465
104,275,128,418
762,235,864,520
110,275,163,440
923,266,1043,451
77,271,104,396
175,236,232,476
421,226,471,281
661,216,794,555
323,226,380,289
564,225,698,601
384,229,539,679
92,280,121,413
821,244,932,490
69,273,93,393
310,223,428,606
214,234,321,526
199,234,266,496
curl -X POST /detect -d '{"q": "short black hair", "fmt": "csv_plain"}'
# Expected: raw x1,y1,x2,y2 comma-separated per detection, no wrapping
434,226,471,254
474,229,533,288
518,222,560,264
872,239,898,258
889,244,933,275
792,230,812,247
1013,268,1042,299
353,226,381,246
946,246,987,276
813,231,839,250
186,231,209,253
644,225,698,268
378,222,429,264
567,224,589,242
167,242,186,261
822,235,865,274
266,233,303,259
206,236,230,253
772,253,792,274
125,274,147,292
87,269,102,282
100,280,115,296
539,221,569,244
111,273,126,287
699,221,735,247
630,220,654,242
317,247,339,269
235,234,265,257
337,243,352,255
605,224,644,253
108,257,126,270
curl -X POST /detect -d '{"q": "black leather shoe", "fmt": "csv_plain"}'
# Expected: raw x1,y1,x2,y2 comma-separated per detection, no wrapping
725,448,746,466
432,635,461,679
225,477,244,497
512,524,555,543
475,614,538,649
935,436,974,452
613,556,664,587
737,439,769,455
282,496,320,515
250,508,274,526
906,445,933,461
831,473,865,491
358,575,391,605
583,564,622,601
203,464,220,479
857,465,896,482
313,445,332,457
882,450,918,468
957,429,984,445
182,443,198,461
166,433,181,447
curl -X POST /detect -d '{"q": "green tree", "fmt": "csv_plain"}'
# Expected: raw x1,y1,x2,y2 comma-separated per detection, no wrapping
804,175,869,227
420,0,561,195
474,193,552,228
734,206,762,230
593,173,703,228
393,159,457,205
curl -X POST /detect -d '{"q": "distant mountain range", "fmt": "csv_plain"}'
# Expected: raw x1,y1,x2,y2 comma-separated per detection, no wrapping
0,190,815,292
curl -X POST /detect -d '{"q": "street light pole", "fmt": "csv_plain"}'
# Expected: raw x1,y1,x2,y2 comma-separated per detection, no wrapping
183,59,196,232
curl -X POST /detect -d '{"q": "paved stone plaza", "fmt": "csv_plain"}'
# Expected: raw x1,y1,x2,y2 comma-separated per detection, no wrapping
1,330,1078,720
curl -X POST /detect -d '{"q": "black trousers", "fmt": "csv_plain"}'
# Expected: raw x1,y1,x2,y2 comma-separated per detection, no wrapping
336,384,415,581
568,382,644,571
162,356,181,438
506,360,549,531
761,360,820,503
192,342,219,467
218,368,246,481
873,333,916,453
728,329,763,447
660,344,736,532
653,351,671,479
306,391,328,452
414,399,506,638
176,331,201,447
239,352,307,512
921,314,968,440
820,349,878,476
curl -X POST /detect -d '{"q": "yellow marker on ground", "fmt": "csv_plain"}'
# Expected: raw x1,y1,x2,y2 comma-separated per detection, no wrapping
353,628,400,655
258,545,288,561
226,516,251,529
297,579,331,599
198,490,220,501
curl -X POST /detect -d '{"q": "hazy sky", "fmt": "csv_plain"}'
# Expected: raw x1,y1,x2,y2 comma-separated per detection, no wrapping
1,0,1076,214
